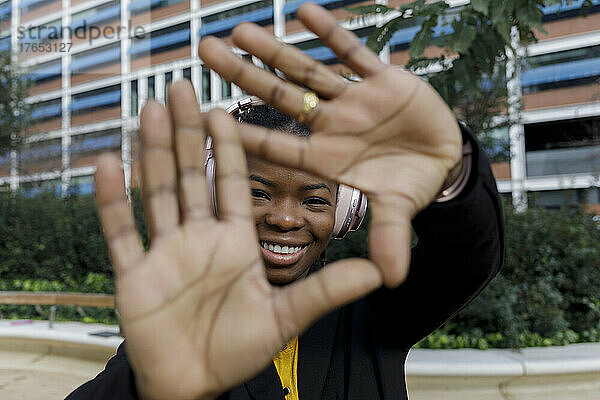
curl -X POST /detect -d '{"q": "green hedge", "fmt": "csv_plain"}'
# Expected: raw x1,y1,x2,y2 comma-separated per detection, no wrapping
1,191,600,348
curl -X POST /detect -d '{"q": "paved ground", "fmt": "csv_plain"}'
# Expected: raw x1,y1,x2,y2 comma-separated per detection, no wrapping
0,319,122,399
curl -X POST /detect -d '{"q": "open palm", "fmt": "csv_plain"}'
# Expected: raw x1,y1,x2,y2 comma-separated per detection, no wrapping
198,3,463,287
95,82,381,400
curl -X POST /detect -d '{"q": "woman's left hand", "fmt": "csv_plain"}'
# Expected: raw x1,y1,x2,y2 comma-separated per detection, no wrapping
198,3,463,287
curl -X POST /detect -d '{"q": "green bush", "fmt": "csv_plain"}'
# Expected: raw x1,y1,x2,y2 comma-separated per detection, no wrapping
328,204,600,348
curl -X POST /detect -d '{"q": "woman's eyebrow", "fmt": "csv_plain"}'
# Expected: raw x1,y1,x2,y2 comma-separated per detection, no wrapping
300,183,331,194
249,174,276,187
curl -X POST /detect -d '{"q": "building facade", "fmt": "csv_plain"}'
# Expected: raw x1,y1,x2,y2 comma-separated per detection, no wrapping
0,0,598,212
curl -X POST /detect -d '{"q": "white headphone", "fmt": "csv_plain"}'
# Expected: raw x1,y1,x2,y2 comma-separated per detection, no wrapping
204,97,367,239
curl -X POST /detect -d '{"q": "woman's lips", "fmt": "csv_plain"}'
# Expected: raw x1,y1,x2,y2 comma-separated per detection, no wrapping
260,245,309,267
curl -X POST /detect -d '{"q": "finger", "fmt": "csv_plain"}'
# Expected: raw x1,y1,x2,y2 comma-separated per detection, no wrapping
232,23,347,99
140,100,180,240
95,154,144,278
205,109,253,222
297,3,385,77
198,37,309,121
274,258,381,340
368,194,415,287
235,122,350,180
168,80,211,222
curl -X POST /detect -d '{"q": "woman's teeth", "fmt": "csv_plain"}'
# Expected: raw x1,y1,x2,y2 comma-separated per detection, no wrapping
260,242,305,254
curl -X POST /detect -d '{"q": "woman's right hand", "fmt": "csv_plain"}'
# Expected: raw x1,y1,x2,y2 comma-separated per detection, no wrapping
95,81,382,400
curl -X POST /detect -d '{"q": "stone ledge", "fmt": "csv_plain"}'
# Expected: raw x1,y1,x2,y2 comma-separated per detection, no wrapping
406,343,600,377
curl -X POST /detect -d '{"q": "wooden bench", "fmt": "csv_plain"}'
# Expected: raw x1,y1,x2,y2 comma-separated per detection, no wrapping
0,291,115,328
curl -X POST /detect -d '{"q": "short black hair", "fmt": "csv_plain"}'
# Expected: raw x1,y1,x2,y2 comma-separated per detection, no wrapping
236,104,310,137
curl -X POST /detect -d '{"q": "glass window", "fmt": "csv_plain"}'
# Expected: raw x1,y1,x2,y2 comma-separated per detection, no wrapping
284,0,363,22
71,0,120,31
19,138,62,174
131,80,138,116
201,67,211,102
71,42,121,74
31,98,61,122
20,0,56,15
295,26,373,65
521,45,600,93
20,179,61,197
525,117,600,177
21,19,62,45
200,0,273,38
28,58,61,83
148,75,155,99
221,77,231,100
71,85,121,115
130,22,190,59
70,128,121,167
68,175,95,195
183,67,191,81
131,0,187,16
165,71,173,101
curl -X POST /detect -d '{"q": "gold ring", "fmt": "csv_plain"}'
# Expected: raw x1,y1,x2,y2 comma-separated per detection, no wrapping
297,91,319,124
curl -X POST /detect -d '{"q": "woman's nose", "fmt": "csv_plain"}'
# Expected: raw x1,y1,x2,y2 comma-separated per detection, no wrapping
265,202,304,231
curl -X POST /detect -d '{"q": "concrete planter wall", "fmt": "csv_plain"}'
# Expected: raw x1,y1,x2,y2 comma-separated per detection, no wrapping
406,343,600,400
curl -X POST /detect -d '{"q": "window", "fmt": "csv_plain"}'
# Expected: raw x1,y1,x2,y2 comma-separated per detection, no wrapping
68,175,95,195
70,129,121,167
521,45,600,93
130,0,186,16
201,67,211,102
71,0,120,32
0,35,10,52
20,19,62,46
31,98,61,122
131,80,138,116
130,22,190,58
28,58,61,83
530,189,597,209
284,0,362,22
165,71,173,101
541,0,600,23
0,1,11,23
200,0,273,38
19,138,62,174
148,75,155,99
525,117,600,177
70,42,121,74
294,26,374,65
19,0,56,15
71,85,121,115
221,77,231,100
183,67,191,81
20,179,61,197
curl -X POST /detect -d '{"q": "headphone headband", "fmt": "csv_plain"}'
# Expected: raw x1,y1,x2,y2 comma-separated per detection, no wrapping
205,96,367,239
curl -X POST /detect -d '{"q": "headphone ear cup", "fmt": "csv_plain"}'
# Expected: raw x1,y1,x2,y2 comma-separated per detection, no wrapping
332,184,368,239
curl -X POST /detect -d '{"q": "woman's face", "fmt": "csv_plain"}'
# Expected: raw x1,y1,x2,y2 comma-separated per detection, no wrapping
247,156,336,285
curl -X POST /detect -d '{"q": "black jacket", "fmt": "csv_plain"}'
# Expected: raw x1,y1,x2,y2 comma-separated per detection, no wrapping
67,125,504,400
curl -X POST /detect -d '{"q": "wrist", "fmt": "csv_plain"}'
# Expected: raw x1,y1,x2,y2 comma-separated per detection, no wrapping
435,141,473,203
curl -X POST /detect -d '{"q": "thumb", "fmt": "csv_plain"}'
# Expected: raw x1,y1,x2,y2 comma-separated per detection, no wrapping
273,259,382,341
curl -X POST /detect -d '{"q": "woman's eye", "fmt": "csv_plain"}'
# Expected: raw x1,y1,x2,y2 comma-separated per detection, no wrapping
251,189,270,200
304,197,330,206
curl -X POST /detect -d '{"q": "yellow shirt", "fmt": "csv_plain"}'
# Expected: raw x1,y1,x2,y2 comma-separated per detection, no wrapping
272,337,299,400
